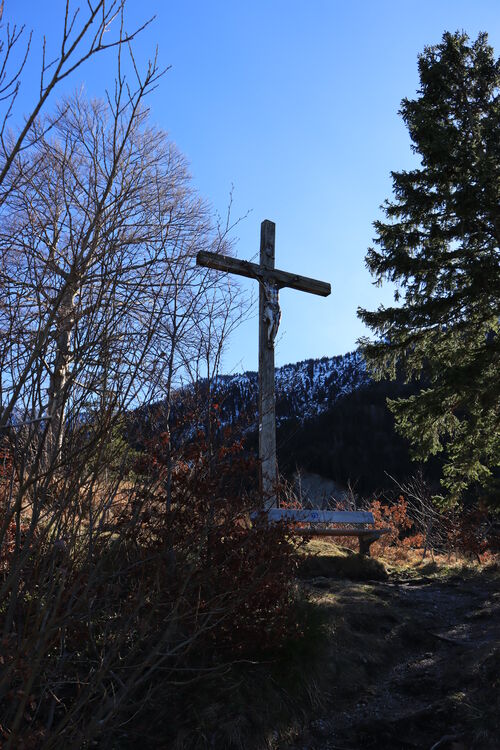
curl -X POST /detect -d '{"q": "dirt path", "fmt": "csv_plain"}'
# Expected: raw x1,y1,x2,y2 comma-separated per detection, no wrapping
279,569,500,750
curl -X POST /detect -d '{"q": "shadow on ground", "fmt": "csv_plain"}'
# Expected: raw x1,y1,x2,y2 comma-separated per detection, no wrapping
279,545,500,750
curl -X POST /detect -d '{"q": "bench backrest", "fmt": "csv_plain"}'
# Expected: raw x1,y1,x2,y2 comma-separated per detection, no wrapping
266,508,374,524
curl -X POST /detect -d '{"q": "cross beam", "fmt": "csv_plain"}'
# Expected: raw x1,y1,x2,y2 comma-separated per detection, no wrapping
196,220,331,508
196,251,331,297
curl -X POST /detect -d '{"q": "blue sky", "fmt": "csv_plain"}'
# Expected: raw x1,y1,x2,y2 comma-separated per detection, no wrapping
11,1,500,373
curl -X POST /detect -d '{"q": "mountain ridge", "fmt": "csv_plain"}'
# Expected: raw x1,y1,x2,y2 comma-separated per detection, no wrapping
211,349,369,427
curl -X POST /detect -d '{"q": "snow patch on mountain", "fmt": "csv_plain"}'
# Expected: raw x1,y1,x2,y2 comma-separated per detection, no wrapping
212,350,369,427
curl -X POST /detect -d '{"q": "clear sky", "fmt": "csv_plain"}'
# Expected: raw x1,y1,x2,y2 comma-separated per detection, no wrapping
10,0,500,373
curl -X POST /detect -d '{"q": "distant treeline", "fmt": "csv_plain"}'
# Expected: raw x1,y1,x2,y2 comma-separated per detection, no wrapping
273,379,444,497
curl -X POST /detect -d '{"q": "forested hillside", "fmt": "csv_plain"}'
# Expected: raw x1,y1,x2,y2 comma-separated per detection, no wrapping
132,350,441,497
212,350,368,425
276,378,443,495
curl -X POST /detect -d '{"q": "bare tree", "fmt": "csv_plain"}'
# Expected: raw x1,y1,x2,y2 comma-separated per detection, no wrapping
0,0,153,197
387,471,444,558
0,65,256,750
0,6,271,746
0,51,245,611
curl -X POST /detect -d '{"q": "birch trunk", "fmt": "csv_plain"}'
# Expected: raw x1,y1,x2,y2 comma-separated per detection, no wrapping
46,283,77,464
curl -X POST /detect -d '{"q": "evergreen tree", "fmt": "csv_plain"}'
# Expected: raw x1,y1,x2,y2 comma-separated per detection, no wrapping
358,31,500,504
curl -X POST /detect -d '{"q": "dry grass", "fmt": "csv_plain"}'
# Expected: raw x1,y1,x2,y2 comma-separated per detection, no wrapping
296,534,500,580
296,538,389,581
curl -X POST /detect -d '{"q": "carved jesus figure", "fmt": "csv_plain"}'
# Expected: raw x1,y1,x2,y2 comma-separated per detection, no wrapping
262,281,281,348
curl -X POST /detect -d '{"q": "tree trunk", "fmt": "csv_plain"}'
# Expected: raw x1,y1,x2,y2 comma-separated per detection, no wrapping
46,284,77,465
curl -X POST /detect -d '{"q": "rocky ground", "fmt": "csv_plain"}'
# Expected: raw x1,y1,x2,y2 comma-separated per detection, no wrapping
278,555,500,750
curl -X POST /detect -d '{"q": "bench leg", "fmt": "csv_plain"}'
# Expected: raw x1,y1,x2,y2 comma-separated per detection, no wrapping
359,535,375,556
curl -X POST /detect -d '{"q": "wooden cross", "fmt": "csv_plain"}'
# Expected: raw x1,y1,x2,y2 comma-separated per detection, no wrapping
197,220,331,509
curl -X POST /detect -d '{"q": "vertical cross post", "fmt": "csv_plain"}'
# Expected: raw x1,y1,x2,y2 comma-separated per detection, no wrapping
259,220,277,508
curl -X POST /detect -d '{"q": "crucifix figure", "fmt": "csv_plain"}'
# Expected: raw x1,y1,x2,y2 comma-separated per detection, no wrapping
262,280,281,348
197,220,331,509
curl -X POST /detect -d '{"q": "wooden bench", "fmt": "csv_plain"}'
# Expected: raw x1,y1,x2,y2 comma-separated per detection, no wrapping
265,508,390,556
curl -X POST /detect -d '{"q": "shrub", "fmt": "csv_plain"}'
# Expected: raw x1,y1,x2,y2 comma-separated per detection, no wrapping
0,434,302,748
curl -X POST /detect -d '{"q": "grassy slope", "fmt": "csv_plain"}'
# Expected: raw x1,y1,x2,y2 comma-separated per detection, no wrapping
276,540,500,750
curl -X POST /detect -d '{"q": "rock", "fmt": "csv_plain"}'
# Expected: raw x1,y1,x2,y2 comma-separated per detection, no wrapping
309,718,331,738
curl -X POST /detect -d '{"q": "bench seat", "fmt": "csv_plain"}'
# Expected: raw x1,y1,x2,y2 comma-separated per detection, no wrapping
259,508,390,556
